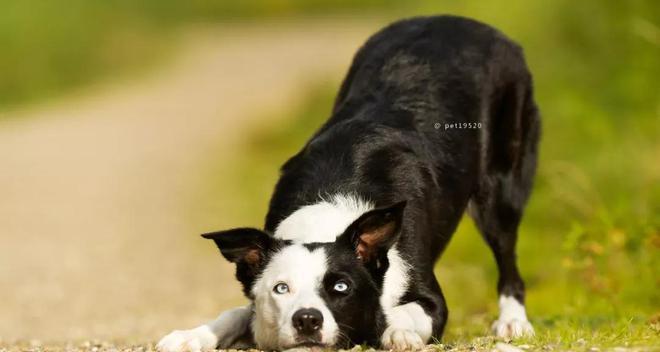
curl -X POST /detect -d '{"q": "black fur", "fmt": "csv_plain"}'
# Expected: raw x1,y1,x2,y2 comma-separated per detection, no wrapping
307,239,387,348
314,202,407,347
208,15,539,347
202,228,289,298
266,15,539,341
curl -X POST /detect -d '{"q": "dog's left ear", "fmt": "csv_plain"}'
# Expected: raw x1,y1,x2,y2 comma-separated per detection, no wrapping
339,201,406,263
201,227,275,266
202,228,278,297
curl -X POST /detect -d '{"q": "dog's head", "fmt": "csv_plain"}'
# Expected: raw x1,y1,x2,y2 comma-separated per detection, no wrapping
203,201,406,350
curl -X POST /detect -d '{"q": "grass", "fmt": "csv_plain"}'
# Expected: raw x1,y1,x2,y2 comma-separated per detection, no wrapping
199,1,660,345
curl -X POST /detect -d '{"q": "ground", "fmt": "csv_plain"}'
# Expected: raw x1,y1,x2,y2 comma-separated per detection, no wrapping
0,17,380,345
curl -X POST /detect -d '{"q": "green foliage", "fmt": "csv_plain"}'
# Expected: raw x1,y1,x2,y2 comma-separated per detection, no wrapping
0,0,404,109
0,1,166,108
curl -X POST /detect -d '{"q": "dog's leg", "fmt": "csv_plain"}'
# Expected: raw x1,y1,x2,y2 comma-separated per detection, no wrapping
469,167,537,337
469,87,539,338
157,305,253,352
469,74,539,339
468,191,534,339
380,250,446,350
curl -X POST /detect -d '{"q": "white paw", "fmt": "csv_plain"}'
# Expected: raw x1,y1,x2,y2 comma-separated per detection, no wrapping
381,327,425,351
157,327,218,352
491,318,535,339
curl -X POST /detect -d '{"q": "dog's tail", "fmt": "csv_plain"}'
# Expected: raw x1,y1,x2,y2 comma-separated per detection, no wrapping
469,43,541,228
488,79,540,178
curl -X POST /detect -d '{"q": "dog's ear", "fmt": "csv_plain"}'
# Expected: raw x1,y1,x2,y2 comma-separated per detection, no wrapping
338,201,406,264
202,228,276,286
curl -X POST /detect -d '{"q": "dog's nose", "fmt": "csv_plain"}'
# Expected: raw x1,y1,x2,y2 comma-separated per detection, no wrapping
292,308,323,335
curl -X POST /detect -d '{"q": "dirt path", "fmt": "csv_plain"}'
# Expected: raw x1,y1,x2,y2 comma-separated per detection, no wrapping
0,18,381,343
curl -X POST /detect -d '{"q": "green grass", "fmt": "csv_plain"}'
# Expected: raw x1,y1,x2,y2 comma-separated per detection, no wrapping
199,1,660,347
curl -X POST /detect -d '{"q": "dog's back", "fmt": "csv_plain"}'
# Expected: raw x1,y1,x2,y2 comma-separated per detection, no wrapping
333,15,539,176
266,15,540,250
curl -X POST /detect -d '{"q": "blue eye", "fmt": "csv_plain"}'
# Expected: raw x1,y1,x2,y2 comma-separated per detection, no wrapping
333,280,349,292
273,282,289,294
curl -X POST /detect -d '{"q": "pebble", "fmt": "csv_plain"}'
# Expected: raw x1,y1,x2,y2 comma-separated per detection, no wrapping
492,342,523,352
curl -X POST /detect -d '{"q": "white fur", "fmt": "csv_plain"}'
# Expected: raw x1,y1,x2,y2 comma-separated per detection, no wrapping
251,244,338,350
381,325,425,351
380,248,411,310
274,194,373,242
379,249,430,350
157,305,252,352
492,295,534,338
381,302,432,350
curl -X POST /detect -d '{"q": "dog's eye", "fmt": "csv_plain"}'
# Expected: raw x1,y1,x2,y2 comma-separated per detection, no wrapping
273,282,289,294
333,280,349,293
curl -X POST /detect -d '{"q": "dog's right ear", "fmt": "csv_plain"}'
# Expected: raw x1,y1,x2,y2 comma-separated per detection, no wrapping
338,201,406,264
202,228,274,269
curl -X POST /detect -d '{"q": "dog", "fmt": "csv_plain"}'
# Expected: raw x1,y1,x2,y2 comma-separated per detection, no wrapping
158,15,540,351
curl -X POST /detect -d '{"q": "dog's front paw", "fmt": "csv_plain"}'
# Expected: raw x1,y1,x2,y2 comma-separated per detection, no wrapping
157,327,218,352
381,327,425,351
491,318,534,339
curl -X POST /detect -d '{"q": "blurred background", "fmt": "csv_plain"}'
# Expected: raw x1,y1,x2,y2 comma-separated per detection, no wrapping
0,0,658,349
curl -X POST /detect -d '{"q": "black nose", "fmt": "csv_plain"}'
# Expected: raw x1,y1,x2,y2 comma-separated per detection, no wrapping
292,308,323,335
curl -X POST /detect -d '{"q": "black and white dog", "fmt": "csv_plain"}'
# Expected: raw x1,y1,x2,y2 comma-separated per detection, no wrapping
158,15,539,351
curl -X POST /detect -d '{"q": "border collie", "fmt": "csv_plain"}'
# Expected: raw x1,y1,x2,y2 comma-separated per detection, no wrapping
158,15,540,351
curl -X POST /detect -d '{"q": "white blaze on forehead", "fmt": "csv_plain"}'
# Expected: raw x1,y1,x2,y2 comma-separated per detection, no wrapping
253,244,328,292
274,194,373,243
251,244,339,350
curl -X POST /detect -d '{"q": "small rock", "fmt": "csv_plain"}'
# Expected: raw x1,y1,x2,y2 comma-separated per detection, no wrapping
492,342,523,352
281,348,308,352
337,345,362,352
420,345,437,352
